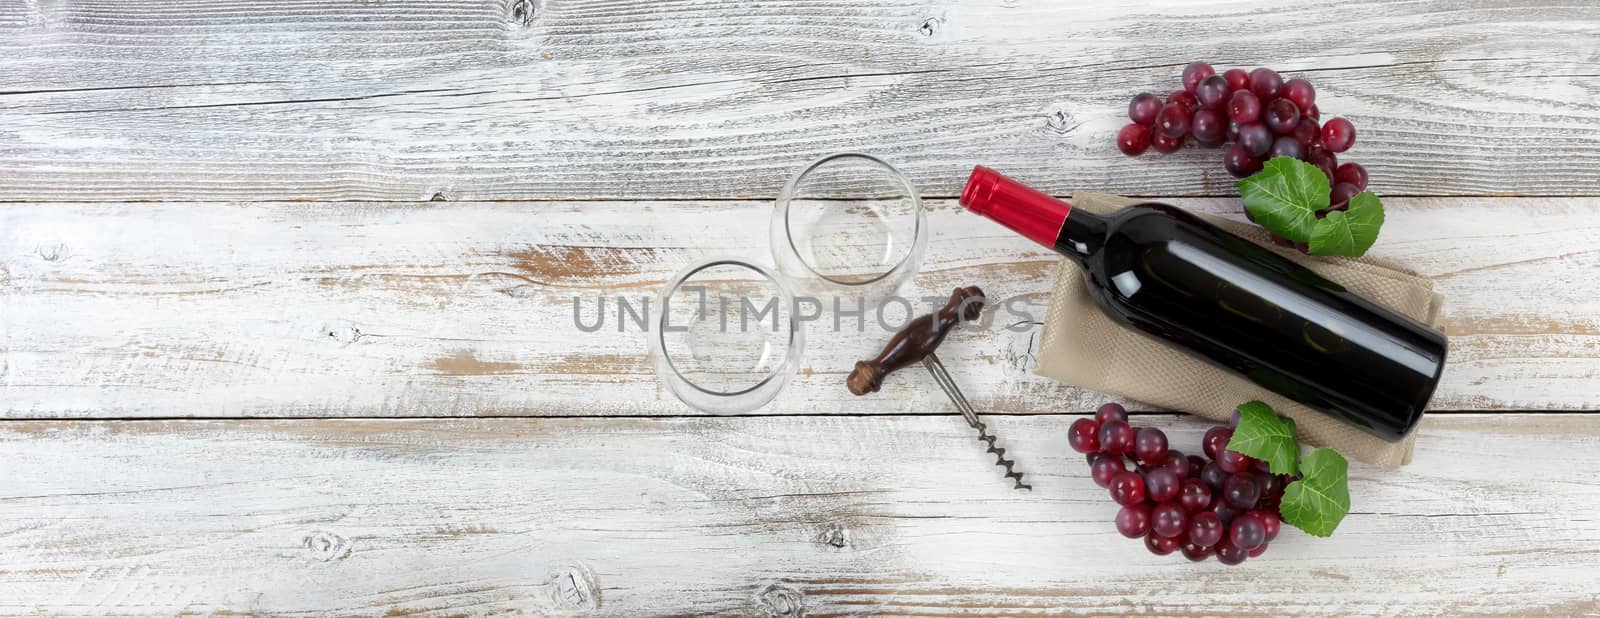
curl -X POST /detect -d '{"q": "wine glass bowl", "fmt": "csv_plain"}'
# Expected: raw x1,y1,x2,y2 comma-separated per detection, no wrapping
771,153,926,301
653,257,804,414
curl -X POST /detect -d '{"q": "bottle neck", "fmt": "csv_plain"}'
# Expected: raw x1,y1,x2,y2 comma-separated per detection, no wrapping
1053,209,1109,265
958,166,1106,266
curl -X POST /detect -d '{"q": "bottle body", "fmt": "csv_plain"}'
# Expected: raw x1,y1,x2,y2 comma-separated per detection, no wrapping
963,167,1447,441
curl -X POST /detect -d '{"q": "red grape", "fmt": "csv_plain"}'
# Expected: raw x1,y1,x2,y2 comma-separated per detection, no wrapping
1200,461,1229,491
1223,145,1262,178
1162,449,1194,478
1116,123,1152,156
1251,509,1282,541
1186,454,1207,477
1302,102,1320,121
1283,78,1316,110
1196,75,1230,109
1335,162,1368,190
1215,539,1248,565
1090,452,1128,487
1181,541,1212,562
1135,427,1171,465
1262,474,1289,504
1305,145,1338,182
1068,418,1101,453
1293,117,1321,148
1227,89,1261,124
1191,108,1226,146
1248,542,1269,558
1152,502,1188,538
1202,426,1234,459
1269,135,1303,160
1186,511,1224,547
1146,532,1182,555
1116,502,1152,538
1237,122,1273,158
1241,473,1273,505
1322,117,1356,152
1151,129,1184,154
1095,402,1129,425
1168,89,1199,110
1179,479,1213,513
1157,103,1191,138
1129,92,1163,125
1182,61,1215,94
1229,513,1267,550
1331,182,1361,208
1263,97,1300,134
1146,466,1181,503
1248,67,1283,101
1210,500,1239,527
1109,470,1146,506
1223,473,1261,509
1223,68,1249,91
1099,420,1136,455
1217,448,1251,474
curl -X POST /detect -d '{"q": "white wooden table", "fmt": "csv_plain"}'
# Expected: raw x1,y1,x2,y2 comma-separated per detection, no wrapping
3,1,1599,614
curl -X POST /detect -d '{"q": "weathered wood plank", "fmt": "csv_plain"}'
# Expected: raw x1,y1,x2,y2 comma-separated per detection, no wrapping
3,197,1597,418
0,414,1595,615
1,0,1597,200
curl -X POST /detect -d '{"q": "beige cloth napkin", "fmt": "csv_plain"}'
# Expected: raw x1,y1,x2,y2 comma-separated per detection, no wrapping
1035,192,1445,468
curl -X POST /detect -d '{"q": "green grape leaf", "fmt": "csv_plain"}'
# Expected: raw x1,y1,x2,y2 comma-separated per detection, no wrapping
1236,156,1330,243
1309,191,1385,257
1279,448,1351,537
1225,401,1299,475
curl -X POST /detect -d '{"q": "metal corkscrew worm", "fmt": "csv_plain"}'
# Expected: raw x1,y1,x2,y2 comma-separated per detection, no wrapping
847,286,1031,491
922,354,1031,490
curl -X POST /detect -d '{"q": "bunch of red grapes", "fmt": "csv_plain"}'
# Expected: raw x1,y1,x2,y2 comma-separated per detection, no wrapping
1115,62,1369,209
1069,403,1292,565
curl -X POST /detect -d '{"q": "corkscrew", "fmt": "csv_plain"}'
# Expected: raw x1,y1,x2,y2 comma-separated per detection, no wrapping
848,286,1031,490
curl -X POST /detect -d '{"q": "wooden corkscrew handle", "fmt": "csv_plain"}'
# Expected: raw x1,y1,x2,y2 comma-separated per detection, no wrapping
847,286,986,396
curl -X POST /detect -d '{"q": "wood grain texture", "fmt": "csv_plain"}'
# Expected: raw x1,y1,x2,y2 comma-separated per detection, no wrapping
0,413,1596,615
1,0,1598,201
6,197,1597,418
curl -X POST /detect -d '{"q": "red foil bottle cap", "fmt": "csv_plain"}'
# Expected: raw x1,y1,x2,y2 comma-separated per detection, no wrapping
959,166,1073,249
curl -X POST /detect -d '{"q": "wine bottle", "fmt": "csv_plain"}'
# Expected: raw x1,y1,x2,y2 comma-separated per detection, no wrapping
961,166,1446,441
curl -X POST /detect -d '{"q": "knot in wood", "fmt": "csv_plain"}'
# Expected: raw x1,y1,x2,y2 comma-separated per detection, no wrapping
324,321,366,346
36,243,68,262
815,523,850,549
753,582,805,618
303,531,351,562
549,564,600,610
1045,108,1076,134
509,0,537,28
